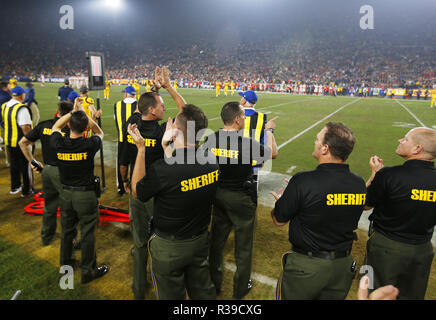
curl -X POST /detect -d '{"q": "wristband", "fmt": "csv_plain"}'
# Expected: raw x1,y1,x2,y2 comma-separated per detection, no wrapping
123,179,130,183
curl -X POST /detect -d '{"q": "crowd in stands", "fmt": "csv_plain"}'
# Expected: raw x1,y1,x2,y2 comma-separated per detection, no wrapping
0,29,434,89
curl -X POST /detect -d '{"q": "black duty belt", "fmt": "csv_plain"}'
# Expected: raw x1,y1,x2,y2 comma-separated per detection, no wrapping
292,246,351,260
62,184,94,191
154,229,206,241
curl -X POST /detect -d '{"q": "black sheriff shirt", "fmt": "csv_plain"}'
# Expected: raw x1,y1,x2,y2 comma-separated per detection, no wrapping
274,163,366,252
120,112,166,174
136,147,219,239
25,117,70,166
367,160,436,245
203,130,269,191
50,131,101,186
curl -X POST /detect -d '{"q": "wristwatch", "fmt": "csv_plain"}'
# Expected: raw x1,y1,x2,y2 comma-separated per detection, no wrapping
266,128,274,134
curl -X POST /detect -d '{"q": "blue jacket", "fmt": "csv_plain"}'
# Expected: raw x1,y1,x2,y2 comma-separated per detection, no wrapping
24,87,36,105
58,86,74,101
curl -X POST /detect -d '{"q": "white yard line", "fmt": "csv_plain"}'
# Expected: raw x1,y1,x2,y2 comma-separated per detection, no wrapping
395,100,427,127
208,97,325,121
224,262,277,288
277,98,361,150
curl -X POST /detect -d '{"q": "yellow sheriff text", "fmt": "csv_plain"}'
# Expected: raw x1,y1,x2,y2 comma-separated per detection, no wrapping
411,189,436,202
57,152,88,161
181,170,219,192
210,148,239,159
326,193,366,206
43,128,65,136
127,135,157,147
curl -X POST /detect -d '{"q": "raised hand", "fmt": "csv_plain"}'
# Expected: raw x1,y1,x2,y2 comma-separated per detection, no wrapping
160,66,171,89
153,66,162,90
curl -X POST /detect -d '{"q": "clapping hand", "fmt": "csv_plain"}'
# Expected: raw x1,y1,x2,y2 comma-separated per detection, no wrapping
127,123,145,149
162,117,179,149
369,155,384,173
269,179,289,201
357,276,399,300
152,66,162,90
160,66,171,89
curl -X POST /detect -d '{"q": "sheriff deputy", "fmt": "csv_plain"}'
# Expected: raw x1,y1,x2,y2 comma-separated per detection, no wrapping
131,104,218,300
50,99,108,284
365,127,436,300
19,101,73,246
204,101,274,299
119,66,187,300
271,122,366,300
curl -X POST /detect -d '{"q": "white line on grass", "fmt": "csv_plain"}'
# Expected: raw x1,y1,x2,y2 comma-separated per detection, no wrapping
224,262,277,288
208,97,325,121
277,98,361,150
395,100,427,127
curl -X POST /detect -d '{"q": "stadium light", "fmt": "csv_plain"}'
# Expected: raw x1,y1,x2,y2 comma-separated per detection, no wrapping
105,0,122,10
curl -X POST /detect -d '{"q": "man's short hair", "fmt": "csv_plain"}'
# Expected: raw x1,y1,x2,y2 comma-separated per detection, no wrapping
58,101,73,117
323,122,356,161
69,111,88,134
176,104,208,143
138,92,160,116
221,102,242,125
0,81,8,89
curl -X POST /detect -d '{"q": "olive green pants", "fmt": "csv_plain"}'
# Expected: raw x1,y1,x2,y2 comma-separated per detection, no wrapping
41,165,62,245
130,194,153,300
59,189,99,281
366,231,435,300
277,251,356,300
209,187,257,299
149,231,216,300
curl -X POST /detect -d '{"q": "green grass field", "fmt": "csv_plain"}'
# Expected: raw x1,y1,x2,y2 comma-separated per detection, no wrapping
33,83,436,177
1,82,436,300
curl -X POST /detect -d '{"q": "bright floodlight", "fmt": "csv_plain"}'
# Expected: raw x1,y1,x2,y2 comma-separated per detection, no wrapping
105,0,122,9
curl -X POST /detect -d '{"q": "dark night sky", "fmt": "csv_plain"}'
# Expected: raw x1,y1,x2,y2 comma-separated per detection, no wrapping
1,0,435,46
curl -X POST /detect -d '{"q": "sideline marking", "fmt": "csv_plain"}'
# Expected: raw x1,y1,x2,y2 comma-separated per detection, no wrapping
224,262,277,288
395,100,426,127
277,99,361,150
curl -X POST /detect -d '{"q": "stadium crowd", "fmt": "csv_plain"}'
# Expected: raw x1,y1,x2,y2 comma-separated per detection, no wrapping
1,30,435,89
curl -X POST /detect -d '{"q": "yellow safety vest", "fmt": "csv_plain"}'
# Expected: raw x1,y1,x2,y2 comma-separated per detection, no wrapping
114,100,137,142
243,111,265,166
1,102,28,147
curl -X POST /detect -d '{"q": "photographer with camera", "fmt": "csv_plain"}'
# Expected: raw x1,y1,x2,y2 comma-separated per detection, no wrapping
50,97,108,284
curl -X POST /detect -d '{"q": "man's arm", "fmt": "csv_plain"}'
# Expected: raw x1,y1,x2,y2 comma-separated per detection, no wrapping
128,124,146,198
18,136,35,161
21,124,32,136
365,155,385,210
87,116,104,140
52,113,71,133
265,116,278,159
158,66,187,113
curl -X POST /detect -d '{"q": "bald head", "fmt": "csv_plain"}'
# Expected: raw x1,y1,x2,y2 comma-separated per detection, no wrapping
409,127,436,159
